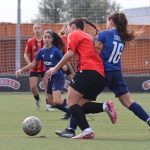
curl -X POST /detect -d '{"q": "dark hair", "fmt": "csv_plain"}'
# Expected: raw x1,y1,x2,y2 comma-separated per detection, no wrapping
69,18,84,30
108,12,136,42
82,17,99,34
44,29,64,50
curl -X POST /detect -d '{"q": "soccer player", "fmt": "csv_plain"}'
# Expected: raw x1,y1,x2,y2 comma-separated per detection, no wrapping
44,18,117,139
16,29,70,116
96,12,150,126
24,23,52,111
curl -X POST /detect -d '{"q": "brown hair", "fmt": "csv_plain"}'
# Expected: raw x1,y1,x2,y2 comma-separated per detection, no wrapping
108,12,136,42
44,29,64,50
69,18,84,30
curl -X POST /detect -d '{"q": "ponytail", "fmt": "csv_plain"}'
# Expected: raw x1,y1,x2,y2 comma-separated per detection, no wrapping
108,12,136,42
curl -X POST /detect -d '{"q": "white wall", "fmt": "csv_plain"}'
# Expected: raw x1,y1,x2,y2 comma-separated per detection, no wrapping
123,7,150,25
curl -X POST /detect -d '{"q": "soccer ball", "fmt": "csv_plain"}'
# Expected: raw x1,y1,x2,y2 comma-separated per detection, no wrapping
22,116,42,136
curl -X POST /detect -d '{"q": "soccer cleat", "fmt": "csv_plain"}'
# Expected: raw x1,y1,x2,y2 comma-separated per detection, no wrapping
35,100,40,111
55,128,75,138
105,100,117,124
61,112,71,120
72,130,94,139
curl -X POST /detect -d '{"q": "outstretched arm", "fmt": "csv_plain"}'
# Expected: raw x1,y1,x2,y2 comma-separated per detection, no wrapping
16,60,37,78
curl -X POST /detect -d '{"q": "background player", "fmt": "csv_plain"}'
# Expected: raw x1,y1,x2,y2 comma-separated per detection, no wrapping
24,23,48,111
17,29,70,117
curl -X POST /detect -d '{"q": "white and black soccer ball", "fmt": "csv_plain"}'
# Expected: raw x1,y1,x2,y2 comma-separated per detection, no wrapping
22,116,42,136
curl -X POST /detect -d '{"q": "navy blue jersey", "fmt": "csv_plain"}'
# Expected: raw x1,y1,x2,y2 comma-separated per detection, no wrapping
35,46,64,76
98,29,125,71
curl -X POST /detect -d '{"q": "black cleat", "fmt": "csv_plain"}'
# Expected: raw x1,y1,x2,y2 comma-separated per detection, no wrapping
61,112,71,120
55,128,75,138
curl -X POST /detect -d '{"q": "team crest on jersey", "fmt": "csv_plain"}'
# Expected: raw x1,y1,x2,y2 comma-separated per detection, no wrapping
50,55,53,59
142,80,150,91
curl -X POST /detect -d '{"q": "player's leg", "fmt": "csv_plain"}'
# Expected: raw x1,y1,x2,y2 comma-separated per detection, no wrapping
55,99,117,138
41,72,53,111
29,74,40,111
67,86,94,139
119,93,150,126
52,90,70,114
51,76,70,117
107,71,150,126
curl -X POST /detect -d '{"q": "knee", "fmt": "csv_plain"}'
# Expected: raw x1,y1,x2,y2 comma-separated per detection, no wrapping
30,85,38,91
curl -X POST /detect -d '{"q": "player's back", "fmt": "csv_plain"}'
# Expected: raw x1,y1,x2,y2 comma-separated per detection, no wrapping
99,29,125,71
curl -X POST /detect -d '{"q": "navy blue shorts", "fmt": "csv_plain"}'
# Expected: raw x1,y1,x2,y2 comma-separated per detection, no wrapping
46,75,65,94
105,71,128,97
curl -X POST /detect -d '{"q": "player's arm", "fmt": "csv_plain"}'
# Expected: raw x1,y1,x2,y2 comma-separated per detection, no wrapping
66,62,75,76
24,53,31,64
16,60,37,78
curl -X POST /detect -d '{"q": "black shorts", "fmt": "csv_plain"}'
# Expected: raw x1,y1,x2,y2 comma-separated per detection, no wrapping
70,70,106,101
29,72,45,78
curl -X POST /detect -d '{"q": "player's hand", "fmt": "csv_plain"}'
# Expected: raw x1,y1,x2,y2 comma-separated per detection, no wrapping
16,69,22,78
44,67,57,80
94,40,103,53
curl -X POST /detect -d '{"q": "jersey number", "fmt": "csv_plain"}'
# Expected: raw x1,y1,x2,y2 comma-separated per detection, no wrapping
108,41,124,64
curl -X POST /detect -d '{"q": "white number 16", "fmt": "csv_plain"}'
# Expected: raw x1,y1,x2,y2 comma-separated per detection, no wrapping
108,41,124,64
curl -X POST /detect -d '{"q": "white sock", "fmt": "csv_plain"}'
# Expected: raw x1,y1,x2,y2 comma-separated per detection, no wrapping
146,117,150,123
83,128,93,132
103,102,107,111
47,104,52,108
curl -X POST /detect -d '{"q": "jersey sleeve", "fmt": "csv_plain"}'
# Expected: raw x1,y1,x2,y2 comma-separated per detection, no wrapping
67,33,78,53
98,31,106,43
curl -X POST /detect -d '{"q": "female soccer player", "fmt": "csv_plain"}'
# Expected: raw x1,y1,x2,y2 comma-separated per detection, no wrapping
44,18,117,139
16,29,70,115
97,12,150,126
24,23,46,111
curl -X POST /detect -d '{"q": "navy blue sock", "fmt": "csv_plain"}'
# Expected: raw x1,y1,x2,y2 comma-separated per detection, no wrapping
63,99,67,106
129,102,150,122
55,104,69,113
